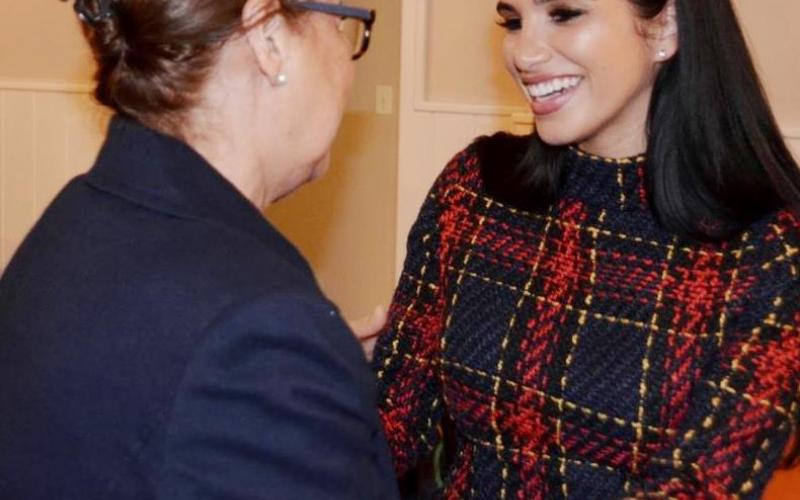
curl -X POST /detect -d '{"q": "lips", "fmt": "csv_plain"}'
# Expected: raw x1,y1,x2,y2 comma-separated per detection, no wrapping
523,76,583,116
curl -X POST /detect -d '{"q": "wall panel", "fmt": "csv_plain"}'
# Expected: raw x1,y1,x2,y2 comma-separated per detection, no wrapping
0,83,109,269
1,91,36,268
424,0,523,108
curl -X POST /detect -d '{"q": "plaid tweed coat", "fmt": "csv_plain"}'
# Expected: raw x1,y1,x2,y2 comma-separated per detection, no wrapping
373,139,800,499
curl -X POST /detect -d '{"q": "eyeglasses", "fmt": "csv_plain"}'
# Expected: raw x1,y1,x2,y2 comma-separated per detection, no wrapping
288,1,376,60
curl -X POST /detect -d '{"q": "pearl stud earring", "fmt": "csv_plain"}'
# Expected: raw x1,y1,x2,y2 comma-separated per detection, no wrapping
275,73,288,86
657,48,668,60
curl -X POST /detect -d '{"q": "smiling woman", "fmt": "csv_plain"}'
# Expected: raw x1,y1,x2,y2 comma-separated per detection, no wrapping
372,0,800,498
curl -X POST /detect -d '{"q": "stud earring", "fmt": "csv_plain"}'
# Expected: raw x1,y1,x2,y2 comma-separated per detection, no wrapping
657,48,668,60
275,73,288,86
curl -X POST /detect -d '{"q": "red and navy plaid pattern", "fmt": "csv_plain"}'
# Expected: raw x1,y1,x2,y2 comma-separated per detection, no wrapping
373,143,800,499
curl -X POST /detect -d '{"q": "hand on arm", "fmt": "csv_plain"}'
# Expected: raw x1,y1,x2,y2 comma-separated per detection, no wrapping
348,305,388,362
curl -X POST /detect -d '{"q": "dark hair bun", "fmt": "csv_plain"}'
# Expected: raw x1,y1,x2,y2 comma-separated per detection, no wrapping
65,0,294,130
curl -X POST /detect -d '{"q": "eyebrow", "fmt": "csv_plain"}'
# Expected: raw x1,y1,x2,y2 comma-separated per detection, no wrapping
496,2,515,15
497,0,561,14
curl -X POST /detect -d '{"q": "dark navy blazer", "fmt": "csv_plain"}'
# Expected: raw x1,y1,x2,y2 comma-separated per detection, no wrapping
0,117,398,500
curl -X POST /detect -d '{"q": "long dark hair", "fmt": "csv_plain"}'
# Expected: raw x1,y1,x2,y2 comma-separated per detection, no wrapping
480,0,800,242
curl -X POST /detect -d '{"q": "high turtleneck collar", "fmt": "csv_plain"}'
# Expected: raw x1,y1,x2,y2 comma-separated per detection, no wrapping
563,146,648,212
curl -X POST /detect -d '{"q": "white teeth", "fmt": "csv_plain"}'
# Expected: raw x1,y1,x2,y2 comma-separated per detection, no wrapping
527,77,581,100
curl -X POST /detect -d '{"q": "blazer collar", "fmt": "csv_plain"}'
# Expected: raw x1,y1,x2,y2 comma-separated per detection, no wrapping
86,115,311,274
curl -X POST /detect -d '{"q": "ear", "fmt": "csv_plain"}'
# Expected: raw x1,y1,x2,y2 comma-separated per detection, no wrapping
651,0,678,62
242,0,289,86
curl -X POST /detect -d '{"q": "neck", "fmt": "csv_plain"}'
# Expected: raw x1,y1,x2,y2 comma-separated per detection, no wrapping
179,41,279,209
578,129,647,160
187,125,271,208
578,84,652,159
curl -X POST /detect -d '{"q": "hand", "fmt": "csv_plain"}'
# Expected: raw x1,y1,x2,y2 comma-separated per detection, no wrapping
348,305,388,362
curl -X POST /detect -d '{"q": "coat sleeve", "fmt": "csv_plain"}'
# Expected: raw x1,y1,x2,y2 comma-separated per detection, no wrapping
157,295,399,500
372,152,467,476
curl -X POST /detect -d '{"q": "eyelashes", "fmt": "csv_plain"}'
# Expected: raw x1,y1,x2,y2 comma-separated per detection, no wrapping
550,8,584,23
496,7,585,31
496,18,522,30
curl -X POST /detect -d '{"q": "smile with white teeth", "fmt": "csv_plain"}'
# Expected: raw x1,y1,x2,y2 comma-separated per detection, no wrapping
527,77,582,101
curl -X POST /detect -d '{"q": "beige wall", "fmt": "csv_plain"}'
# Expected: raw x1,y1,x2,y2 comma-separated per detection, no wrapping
0,0,94,83
266,0,401,318
0,0,401,319
266,111,398,318
734,0,800,131
425,0,525,108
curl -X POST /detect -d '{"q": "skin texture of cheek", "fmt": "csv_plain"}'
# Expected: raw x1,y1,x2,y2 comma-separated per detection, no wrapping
572,29,656,154
503,37,533,104
310,153,331,182
293,19,354,190
267,17,355,202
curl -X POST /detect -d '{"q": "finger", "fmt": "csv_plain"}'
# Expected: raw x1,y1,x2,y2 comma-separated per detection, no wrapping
368,305,388,332
361,336,378,362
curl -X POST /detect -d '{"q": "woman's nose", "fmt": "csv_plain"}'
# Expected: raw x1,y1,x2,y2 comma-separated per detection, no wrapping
512,33,552,71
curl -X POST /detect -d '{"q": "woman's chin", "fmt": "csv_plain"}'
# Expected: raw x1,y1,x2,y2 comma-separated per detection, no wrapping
534,126,578,147
309,154,331,181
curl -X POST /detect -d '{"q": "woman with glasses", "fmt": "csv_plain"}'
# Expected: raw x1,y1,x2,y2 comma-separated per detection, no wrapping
371,0,800,498
0,1,394,499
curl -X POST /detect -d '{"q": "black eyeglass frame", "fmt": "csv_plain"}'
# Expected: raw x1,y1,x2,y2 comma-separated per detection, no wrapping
288,1,376,60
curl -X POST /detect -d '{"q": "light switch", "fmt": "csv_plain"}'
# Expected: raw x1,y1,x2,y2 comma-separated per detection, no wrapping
376,85,393,115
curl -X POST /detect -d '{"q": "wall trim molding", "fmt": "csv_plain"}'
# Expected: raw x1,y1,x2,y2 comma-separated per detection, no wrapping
411,2,526,117
510,113,800,142
414,100,526,117
0,79,93,94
